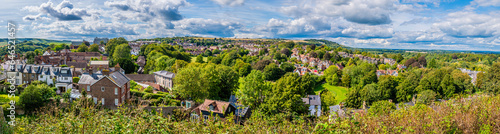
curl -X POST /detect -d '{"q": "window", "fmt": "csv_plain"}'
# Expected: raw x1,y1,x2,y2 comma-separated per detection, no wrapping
115,99,119,106
209,105,214,111
115,88,118,95
186,102,191,108
101,87,105,92
87,86,90,92
203,115,209,120
93,97,97,104
102,98,105,105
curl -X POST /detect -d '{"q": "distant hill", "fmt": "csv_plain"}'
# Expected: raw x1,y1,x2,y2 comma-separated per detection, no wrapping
0,38,71,46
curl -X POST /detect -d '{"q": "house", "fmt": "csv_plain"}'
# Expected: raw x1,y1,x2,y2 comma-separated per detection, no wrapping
78,68,131,108
55,67,73,94
191,99,236,120
302,95,321,117
37,65,57,86
376,69,398,78
397,64,407,71
6,64,23,86
294,66,313,76
229,95,252,124
153,70,175,91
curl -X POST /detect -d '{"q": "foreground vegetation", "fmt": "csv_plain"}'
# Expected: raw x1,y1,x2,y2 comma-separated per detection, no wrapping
1,93,499,133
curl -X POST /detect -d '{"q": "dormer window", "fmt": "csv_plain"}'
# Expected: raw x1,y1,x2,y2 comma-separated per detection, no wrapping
209,104,214,111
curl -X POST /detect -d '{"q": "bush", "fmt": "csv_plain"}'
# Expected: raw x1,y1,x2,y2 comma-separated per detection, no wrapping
131,90,146,98
368,100,396,116
143,93,166,100
72,77,80,83
144,86,154,93
417,90,437,105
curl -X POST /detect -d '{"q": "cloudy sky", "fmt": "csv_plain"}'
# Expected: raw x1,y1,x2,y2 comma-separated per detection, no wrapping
1,0,500,51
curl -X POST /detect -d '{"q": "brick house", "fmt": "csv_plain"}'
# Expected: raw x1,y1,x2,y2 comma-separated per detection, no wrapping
78,68,131,108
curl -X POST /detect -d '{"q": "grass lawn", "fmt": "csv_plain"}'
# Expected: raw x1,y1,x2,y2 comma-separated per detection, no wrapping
314,83,349,104
190,56,208,63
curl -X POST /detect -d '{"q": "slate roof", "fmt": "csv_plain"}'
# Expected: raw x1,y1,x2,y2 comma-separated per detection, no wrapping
229,95,250,117
58,67,73,77
66,61,88,68
302,95,321,106
153,70,175,78
108,71,131,87
78,73,104,85
125,74,155,82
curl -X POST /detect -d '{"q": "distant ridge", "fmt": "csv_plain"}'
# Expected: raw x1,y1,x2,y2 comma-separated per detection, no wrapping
0,38,71,46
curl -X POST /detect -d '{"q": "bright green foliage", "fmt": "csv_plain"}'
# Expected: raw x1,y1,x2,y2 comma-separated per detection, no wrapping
173,65,207,103
377,75,397,102
144,86,154,93
279,62,296,73
360,83,380,105
236,70,271,108
484,63,500,94
324,65,340,86
261,73,315,115
368,100,396,116
106,37,128,55
232,59,252,77
72,77,80,83
112,44,131,61
320,89,336,113
344,86,363,108
396,70,421,102
195,55,204,63
440,74,456,99
114,58,137,74
76,43,88,52
342,74,351,88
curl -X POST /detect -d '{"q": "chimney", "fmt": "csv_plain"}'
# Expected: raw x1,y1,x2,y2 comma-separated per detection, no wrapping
114,63,121,72
88,67,93,75
102,69,110,76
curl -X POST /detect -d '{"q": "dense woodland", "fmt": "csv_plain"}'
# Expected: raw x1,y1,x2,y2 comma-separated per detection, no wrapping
1,37,500,133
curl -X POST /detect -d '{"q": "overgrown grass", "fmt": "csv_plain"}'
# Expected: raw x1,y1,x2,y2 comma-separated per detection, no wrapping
2,94,500,133
314,83,348,104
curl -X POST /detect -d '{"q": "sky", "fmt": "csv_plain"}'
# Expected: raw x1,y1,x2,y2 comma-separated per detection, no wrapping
0,0,500,51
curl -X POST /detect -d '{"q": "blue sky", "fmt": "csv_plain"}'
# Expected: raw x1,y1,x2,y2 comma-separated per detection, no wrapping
1,0,500,51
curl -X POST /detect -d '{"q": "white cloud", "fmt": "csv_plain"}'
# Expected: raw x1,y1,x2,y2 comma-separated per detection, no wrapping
471,0,500,7
173,18,242,37
210,0,245,6
22,0,91,21
433,11,500,38
105,0,188,21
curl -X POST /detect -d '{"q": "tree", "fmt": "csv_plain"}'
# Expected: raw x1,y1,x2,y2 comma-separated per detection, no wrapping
360,83,380,105
236,70,271,108
195,55,204,63
112,44,131,61
221,51,238,66
484,63,500,94
405,58,417,67
253,59,271,71
324,65,340,86
202,64,239,100
418,56,427,67
263,63,284,81
19,83,55,113
171,60,188,73
89,44,100,52
261,73,313,115
440,74,455,99
204,50,212,56
342,74,351,88
416,90,437,105
77,43,88,52
377,75,397,101
428,58,437,68
368,100,396,116
233,59,252,77
106,37,128,55
378,64,387,70
344,86,362,108
323,52,332,61
320,89,336,113
173,66,207,103
310,51,318,58
281,48,291,57
476,72,485,90
279,62,296,73
396,70,421,102
114,58,137,74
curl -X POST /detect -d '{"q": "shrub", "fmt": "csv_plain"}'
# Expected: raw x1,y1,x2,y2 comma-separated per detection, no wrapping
368,100,396,116
143,93,165,100
131,90,146,98
417,90,437,105
144,86,154,93
72,77,80,83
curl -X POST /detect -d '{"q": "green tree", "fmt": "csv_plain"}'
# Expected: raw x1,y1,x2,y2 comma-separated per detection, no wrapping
368,100,396,116
19,84,55,113
324,66,340,86
396,70,421,102
236,70,271,108
77,43,88,52
173,66,207,103
195,55,204,63
202,64,239,100
263,63,284,81
342,74,351,88
377,75,397,101
428,58,437,68
360,83,380,105
114,58,137,74
106,37,128,55
112,44,131,61
232,59,252,77
89,44,100,52
344,86,362,108
416,90,437,105
484,63,500,94
261,73,313,115
320,89,337,113
280,62,296,73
